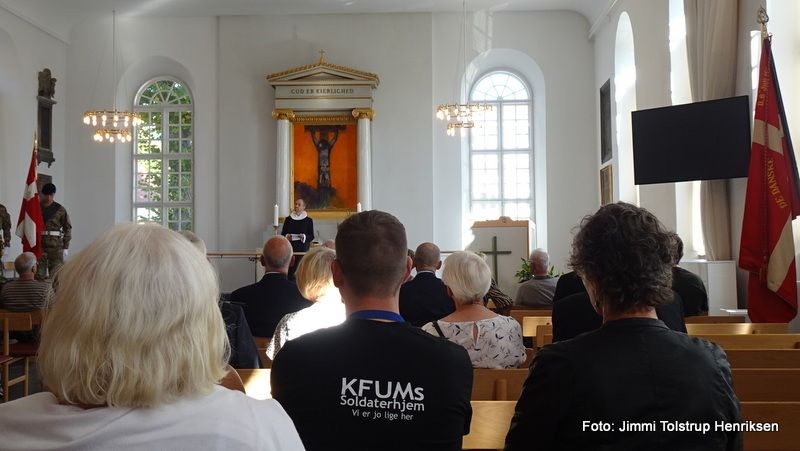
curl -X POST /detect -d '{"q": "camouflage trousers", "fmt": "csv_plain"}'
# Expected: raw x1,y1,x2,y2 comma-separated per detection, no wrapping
36,236,64,280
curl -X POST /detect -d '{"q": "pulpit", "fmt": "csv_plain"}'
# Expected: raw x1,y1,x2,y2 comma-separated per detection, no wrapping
466,219,536,301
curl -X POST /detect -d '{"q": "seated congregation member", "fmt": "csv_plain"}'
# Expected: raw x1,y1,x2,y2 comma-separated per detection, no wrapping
0,252,50,312
399,242,455,326
271,211,472,451
179,231,260,369
267,246,346,359
0,224,303,451
668,232,709,316
422,251,525,369
506,203,741,450
231,235,311,337
514,248,558,307
552,270,584,302
552,290,686,342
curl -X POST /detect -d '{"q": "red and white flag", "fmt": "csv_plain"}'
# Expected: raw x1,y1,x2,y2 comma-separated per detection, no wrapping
739,37,800,323
15,140,45,258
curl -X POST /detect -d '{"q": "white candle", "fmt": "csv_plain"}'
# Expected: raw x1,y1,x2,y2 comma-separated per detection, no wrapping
356,202,362,213
273,204,279,227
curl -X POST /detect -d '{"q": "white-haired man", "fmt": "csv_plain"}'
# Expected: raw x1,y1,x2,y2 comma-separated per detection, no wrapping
514,248,558,307
0,252,50,312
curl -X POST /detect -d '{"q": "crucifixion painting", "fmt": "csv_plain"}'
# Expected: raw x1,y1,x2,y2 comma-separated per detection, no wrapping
293,123,356,210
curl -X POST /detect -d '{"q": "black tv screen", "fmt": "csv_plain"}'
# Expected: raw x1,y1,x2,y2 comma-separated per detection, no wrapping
631,95,751,185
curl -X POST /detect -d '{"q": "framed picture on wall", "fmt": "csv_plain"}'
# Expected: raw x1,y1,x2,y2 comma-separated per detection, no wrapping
292,121,358,218
600,165,613,206
600,79,612,164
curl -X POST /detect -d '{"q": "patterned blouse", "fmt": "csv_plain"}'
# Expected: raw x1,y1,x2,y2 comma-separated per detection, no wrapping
421,316,526,369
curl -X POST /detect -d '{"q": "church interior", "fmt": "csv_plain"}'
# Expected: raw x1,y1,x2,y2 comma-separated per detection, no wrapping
3,1,800,448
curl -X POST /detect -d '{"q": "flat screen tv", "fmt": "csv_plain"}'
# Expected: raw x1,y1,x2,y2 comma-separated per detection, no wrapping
631,95,751,185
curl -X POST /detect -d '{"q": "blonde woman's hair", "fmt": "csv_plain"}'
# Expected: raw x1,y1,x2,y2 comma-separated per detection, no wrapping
38,223,229,408
442,251,491,304
295,246,336,301
178,230,207,255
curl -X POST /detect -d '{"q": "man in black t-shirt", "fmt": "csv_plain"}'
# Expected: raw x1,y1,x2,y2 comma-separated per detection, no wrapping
271,210,473,451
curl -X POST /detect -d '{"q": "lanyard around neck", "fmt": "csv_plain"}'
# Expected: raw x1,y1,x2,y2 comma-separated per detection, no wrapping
349,309,404,322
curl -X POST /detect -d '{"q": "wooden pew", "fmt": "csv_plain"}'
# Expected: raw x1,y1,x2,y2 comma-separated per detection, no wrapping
463,400,515,450
732,369,800,402
252,336,272,368
694,334,800,350
685,315,746,324
235,368,272,400
726,349,800,368
471,368,528,401
686,323,789,335
509,309,552,326
463,401,800,450
742,402,800,450
521,316,552,338
536,325,553,348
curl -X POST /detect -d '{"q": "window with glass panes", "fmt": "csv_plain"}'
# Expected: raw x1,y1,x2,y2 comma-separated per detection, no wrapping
133,78,194,231
469,71,532,220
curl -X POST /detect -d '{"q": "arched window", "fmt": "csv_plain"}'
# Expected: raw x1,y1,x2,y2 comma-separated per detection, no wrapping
469,71,533,220
132,78,194,231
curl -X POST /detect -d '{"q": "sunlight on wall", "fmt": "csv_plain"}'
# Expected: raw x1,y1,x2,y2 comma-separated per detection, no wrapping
614,12,638,205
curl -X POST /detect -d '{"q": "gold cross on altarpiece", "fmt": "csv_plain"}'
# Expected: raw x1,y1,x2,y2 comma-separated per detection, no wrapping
480,236,512,281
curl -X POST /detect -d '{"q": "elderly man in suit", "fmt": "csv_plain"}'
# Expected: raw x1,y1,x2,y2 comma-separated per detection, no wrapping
231,236,311,337
399,242,455,327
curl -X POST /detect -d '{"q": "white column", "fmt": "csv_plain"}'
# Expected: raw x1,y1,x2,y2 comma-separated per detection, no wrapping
353,109,373,210
273,109,294,216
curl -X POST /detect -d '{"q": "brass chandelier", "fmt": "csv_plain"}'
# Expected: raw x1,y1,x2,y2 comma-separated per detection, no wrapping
436,0,492,136
83,10,142,143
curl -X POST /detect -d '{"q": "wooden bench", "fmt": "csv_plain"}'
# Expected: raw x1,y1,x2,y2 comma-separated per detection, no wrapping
471,368,528,401
686,323,789,335
694,334,800,350
235,368,272,400
252,336,272,368
726,349,800,368
463,400,515,450
536,324,553,348
521,316,552,338
509,309,551,326
0,312,35,402
685,315,746,324
732,369,800,402
463,401,800,450
521,348,535,368
742,402,800,450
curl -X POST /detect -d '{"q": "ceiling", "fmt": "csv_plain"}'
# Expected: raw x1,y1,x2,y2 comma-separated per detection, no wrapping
0,0,610,43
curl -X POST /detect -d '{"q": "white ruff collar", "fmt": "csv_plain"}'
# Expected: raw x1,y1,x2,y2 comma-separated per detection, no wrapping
290,211,308,220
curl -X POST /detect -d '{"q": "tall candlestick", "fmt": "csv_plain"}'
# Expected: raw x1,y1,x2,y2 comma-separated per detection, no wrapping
273,204,279,227
356,202,362,213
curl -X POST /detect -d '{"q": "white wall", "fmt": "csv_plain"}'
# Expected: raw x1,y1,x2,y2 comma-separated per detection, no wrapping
0,7,66,259
433,10,597,271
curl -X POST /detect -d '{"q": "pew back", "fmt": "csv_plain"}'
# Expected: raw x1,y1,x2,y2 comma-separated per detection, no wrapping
686,323,789,335
685,315,746,323
742,402,800,450
521,316,552,338
726,349,800,368
234,368,272,400
463,401,515,450
732,369,800,402
695,334,800,350
471,368,529,401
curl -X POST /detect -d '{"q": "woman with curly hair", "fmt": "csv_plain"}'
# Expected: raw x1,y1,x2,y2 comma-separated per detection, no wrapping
505,202,741,451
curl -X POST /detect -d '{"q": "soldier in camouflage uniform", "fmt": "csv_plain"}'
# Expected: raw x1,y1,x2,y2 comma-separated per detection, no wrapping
37,183,71,280
0,203,10,284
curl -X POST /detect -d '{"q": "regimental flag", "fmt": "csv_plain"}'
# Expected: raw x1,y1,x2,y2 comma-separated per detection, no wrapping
15,139,45,258
739,37,800,323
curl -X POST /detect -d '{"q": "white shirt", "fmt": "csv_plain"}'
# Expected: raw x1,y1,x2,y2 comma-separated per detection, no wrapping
0,386,305,451
267,291,346,359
